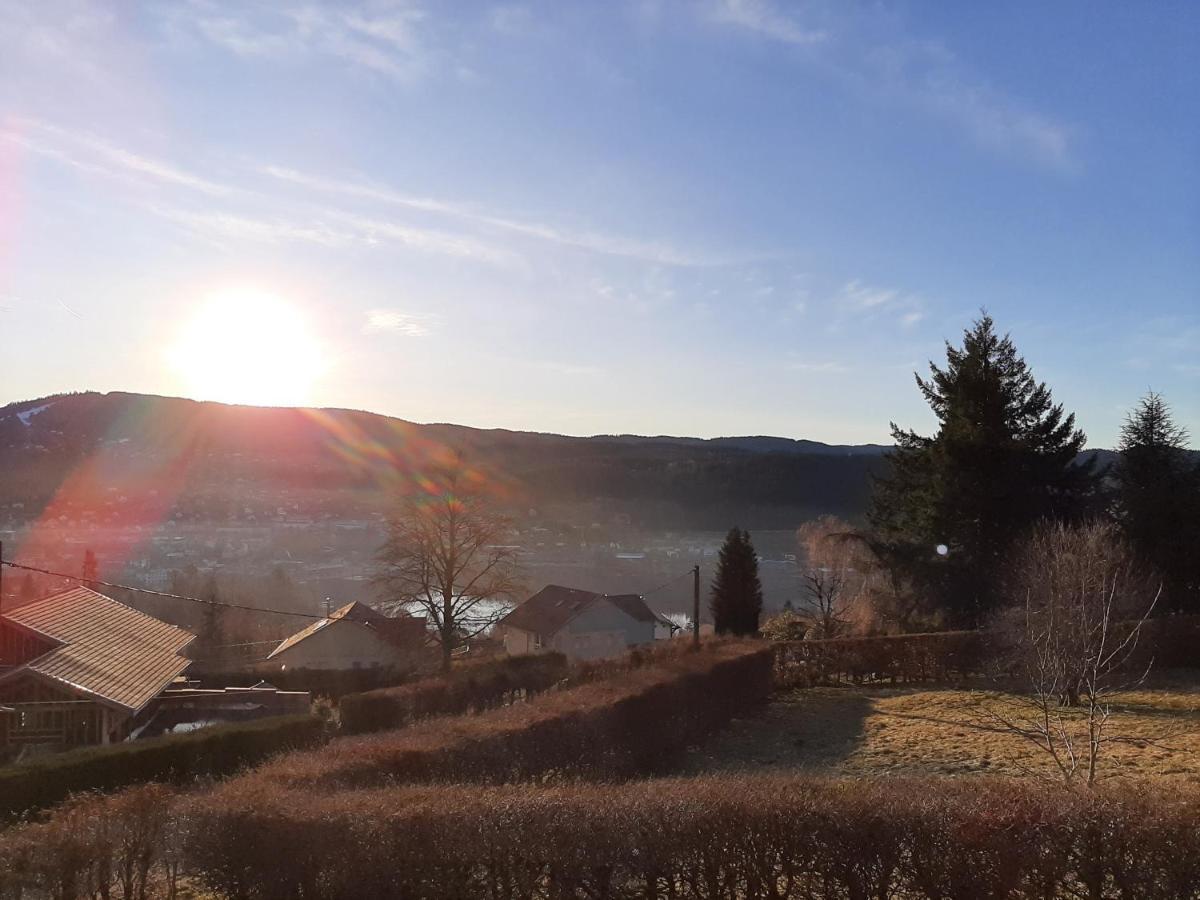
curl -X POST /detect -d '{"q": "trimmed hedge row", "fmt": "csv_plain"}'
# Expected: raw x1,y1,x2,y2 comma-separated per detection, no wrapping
338,651,570,734
188,664,417,698
0,713,324,822
8,776,1200,899
774,616,1200,688
239,642,773,791
774,630,986,686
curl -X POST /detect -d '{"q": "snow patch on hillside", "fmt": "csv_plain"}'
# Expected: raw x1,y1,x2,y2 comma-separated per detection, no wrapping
16,402,55,426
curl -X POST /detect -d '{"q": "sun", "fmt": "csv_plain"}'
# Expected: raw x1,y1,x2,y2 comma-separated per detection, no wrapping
169,289,327,407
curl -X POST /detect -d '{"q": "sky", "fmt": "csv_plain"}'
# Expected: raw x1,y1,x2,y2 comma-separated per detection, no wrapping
0,1,1196,447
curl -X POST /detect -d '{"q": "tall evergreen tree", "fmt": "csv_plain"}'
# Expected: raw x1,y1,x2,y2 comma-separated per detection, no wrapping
710,527,763,635
870,314,1101,626
197,572,225,656
1114,392,1200,611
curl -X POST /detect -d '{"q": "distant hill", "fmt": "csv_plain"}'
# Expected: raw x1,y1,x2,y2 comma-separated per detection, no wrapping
0,392,895,531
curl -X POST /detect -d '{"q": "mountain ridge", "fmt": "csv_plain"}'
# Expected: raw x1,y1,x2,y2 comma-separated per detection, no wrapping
0,391,892,530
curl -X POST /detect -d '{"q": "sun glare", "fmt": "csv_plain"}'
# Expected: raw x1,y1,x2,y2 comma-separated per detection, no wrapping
170,289,327,407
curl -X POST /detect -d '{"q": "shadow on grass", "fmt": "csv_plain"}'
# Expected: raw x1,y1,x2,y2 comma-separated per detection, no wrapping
678,689,874,774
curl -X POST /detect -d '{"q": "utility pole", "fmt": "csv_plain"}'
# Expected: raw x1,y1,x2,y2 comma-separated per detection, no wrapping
0,540,4,616
692,564,700,649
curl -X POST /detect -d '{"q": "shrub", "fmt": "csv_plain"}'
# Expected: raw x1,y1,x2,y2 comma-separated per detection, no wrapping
241,642,772,790
180,777,1200,900
339,652,569,734
0,713,324,822
0,784,185,900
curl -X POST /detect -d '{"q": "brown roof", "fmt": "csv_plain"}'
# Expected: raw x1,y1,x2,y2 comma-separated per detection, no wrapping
267,601,424,660
0,587,195,714
497,585,599,636
498,585,673,637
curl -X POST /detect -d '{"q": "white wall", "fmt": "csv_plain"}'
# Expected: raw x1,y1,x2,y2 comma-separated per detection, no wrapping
268,620,416,671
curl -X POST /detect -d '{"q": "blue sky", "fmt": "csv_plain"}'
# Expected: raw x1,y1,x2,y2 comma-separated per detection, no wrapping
0,1,1196,446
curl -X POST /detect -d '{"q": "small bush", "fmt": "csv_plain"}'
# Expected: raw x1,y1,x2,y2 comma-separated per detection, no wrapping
338,652,569,734
0,714,324,822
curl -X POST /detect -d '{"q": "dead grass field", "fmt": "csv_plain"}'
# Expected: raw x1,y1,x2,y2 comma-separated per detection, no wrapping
682,672,1200,781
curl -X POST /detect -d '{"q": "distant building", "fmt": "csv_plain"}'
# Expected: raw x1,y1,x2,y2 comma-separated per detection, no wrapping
496,584,677,661
0,587,194,751
263,601,426,673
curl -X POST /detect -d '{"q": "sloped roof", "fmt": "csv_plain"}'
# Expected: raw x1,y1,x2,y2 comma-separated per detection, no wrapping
497,585,599,636
606,593,675,628
499,585,673,636
267,601,423,660
0,587,195,714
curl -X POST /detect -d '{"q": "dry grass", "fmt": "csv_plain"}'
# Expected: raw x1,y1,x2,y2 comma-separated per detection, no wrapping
683,671,1200,781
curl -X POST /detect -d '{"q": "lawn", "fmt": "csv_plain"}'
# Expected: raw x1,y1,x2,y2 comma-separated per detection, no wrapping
682,671,1200,781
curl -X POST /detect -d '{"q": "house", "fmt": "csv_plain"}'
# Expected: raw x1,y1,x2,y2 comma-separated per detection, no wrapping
263,601,426,673
0,587,195,750
496,584,677,661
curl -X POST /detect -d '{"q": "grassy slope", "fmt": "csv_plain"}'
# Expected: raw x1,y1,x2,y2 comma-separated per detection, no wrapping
684,672,1200,781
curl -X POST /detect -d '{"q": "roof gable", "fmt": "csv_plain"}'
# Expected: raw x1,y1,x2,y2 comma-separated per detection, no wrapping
497,585,600,636
268,603,425,660
499,585,673,637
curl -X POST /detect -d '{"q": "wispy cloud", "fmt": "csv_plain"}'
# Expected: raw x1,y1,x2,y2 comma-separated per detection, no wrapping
264,165,706,265
151,207,355,247
363,308,437,336
159,1,431,83
702,0,1075,171
3,118,233,195
154,204,515,264
834,278,925,329
787,360,849,373
708,0,827,46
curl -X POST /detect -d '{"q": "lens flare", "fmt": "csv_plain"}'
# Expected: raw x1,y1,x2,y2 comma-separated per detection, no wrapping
169,288,326,407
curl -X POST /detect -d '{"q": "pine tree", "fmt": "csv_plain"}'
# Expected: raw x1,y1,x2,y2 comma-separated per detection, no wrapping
1114,392,1200,611
82,549,98,583
710,527,764,635
197,572,225,654
869,313,1101,626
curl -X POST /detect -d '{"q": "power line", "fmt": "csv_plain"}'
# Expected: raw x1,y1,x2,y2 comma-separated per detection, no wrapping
0,558,327,621
1,557,698,624
638,569,695,598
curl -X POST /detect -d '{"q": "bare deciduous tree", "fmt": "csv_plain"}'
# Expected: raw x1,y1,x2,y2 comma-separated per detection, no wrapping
374,457,524,672
988,520,1160,786
797,516,871,638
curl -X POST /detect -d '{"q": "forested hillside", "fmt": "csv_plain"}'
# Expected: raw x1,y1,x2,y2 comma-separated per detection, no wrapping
0,392,886,530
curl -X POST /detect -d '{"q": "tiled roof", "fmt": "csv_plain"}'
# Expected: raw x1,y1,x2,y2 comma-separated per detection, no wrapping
267,601,424,659
0,587,195,714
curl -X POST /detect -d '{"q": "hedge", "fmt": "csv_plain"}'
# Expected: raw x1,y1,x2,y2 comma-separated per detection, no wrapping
8,776,1200,899
773,616,1200,688
0,713,324,822
244,642,773,791
188,664,417,698
338,651,569,734
774,630,987,686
